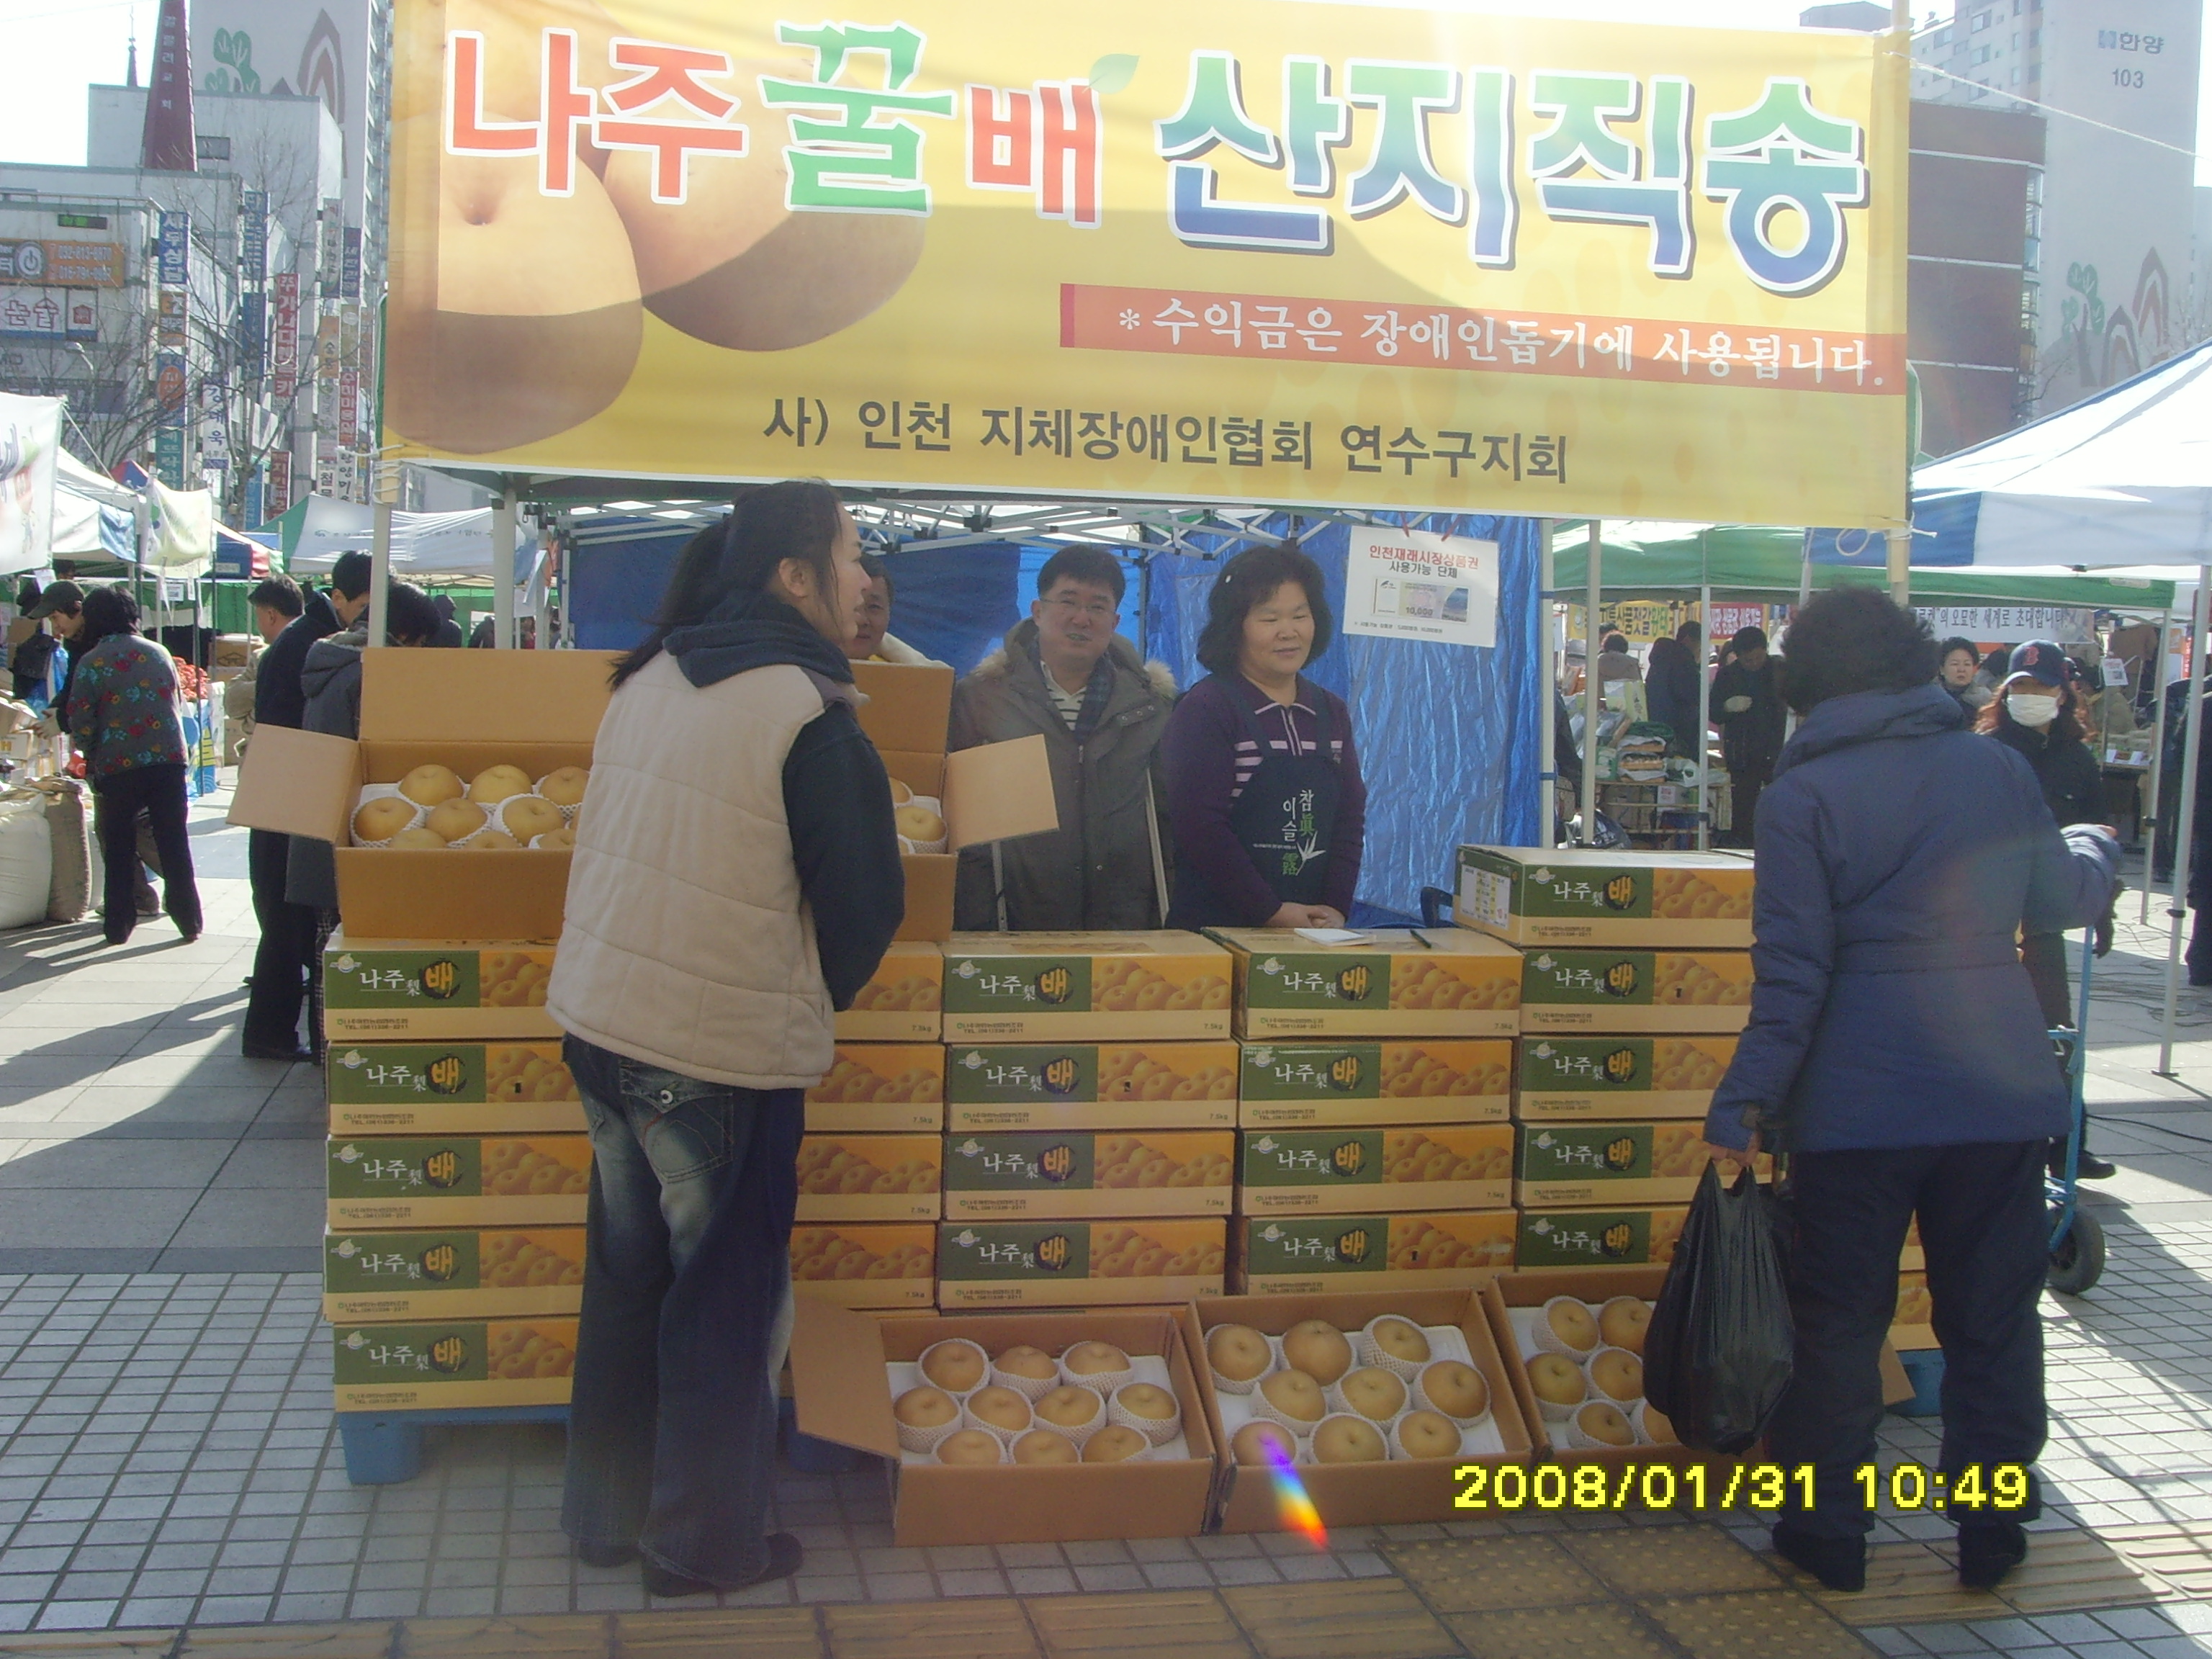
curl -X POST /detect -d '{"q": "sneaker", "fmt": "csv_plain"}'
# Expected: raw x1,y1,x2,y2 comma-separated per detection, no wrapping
642,1533,804,1598
1957,1520,2027,1590
1773,1524,1866,1593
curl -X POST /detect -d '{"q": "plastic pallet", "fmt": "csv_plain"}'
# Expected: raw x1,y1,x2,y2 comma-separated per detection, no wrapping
338,1404,570,1484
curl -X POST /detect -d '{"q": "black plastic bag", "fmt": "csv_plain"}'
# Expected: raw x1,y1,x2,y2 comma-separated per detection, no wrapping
1643,1161,1794,1453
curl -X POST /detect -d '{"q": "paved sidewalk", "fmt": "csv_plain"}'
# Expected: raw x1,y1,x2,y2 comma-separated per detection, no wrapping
6,800,2212,1655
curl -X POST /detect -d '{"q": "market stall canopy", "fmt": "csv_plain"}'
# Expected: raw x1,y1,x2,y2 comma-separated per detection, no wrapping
1551,521,2175,609
286,495,526,578
1810,338,2212,572
50,449,135,566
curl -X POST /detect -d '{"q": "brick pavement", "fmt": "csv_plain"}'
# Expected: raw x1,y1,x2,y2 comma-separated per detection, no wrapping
2,799,2212,1654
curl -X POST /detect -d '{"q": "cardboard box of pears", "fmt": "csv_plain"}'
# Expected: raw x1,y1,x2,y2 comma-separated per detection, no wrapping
786,1271,1712,1545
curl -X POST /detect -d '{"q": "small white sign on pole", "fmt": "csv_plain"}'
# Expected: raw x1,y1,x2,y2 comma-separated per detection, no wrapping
1342,526,1499,649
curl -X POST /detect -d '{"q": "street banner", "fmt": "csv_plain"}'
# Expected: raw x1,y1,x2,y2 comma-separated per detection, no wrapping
0,392,60,575
157,211,189,286
385,0,1907,526
145,477,215,574
273,273,301,397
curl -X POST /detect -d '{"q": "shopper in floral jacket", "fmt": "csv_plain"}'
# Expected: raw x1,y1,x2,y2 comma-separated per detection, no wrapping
63,585,201,945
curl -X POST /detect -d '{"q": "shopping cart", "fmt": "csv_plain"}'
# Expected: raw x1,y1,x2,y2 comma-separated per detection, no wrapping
2045,927,2105,1294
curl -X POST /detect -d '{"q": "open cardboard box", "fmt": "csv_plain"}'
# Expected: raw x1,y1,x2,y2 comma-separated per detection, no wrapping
232,650,1048,945
790,1300,1218,1545
1192,1287,1534,1531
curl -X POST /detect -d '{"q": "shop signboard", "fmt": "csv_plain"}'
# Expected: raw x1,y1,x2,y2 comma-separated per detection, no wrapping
343,226,362,299
154,428,185,487
269,449,292,513
157,211,189,286
158,287,188,349
320,199,344,295
384,0,1907,526
339,367,360,446
0,289,96,342
0,240,122,287
241,190,268,280
272,272,300,396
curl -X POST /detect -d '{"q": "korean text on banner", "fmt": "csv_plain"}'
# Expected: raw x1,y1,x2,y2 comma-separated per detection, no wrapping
0,392,60,575
385,1,1908,526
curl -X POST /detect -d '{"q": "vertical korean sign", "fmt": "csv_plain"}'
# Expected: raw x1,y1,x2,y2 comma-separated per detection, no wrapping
384,1,1907,526
271,272,300,397
156,212,189,286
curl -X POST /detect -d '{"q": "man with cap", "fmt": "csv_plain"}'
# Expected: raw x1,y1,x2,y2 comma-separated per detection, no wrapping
240,551,374,1061
1711,625,1786,848
21,580,84,710
1979,639,2116,1179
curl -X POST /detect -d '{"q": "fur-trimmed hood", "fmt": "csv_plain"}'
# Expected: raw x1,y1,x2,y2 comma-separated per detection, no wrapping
968,619,1177,699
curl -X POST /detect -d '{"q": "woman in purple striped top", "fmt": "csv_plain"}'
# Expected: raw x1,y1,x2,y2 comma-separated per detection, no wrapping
1161,544,1366,930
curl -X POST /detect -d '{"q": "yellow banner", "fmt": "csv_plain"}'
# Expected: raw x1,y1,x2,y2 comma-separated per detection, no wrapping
387,0,1908,526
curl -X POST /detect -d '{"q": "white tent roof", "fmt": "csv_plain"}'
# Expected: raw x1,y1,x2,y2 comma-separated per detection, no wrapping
1909,338,2212,570
287,495,507,576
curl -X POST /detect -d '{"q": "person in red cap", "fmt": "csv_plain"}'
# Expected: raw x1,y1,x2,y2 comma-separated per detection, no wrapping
1977,639,2115,1179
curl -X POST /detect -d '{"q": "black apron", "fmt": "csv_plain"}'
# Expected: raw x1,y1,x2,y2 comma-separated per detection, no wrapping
1168,675,1344,930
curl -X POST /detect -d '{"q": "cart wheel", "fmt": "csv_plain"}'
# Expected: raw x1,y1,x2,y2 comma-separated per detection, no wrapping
2046,1207,2105,1295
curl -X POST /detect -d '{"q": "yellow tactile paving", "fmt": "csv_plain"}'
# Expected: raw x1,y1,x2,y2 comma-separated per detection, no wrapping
1220,1578,1460,1659
1557,1524,1781,1599
2099,1521,2212,1599
824,1600,1038,1659
0,1637,181,1659
1444,1601,1678,1659
1640,1589,1875,1658
397,1613,611,1658
179,1623,402,1658
617,1606,824,1656
1779,1534,2174,1626
1025,1590,1249,1659
1383,1535,1612,1612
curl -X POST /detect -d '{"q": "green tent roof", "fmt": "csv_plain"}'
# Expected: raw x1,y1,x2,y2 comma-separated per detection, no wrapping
1549,524,2175,611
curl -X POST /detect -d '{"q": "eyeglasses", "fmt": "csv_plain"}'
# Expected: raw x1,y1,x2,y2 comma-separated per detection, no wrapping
1043,597,1118,621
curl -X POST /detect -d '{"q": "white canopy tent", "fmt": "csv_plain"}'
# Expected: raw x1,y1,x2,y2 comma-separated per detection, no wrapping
1907,338,2212,1071
284,495,524,578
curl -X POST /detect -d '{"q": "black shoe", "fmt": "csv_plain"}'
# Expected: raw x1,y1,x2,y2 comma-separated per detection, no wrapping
241,1042,315,1064
1957,1521,2027,1590
575,1539,638,1570
2075,1152,2118,1181
642,1533,804,1599
1773,1524,1866,1593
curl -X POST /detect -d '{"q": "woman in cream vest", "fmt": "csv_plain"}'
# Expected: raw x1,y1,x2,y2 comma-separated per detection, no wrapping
548,480,903,1597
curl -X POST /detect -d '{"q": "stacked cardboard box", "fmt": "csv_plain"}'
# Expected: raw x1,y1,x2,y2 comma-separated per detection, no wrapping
1449,848,1756,1281
934,932,1238,1308
225,649,623,1413
1205,929,1522,1298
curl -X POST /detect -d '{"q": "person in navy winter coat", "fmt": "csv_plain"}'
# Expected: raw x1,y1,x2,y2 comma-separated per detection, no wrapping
1701,589,2118,1599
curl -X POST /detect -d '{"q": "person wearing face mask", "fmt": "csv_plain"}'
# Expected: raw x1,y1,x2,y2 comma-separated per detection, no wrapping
545,481,903,1599
1161,542,1367,931
1977,641,2116,1179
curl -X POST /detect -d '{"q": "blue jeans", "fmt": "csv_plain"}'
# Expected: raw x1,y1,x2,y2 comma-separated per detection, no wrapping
559,1035,801,1583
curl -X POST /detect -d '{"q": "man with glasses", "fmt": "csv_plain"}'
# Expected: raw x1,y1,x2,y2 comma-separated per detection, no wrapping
950,547,1176,930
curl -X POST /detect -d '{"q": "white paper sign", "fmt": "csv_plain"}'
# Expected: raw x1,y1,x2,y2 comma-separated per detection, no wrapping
0,392,60,577
1343,526,1498,649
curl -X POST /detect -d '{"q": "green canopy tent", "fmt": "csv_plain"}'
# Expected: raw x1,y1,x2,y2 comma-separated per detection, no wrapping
1545,521,2175,852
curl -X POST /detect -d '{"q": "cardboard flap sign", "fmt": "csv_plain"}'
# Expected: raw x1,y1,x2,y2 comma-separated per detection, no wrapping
226,724,359,844
945,734,1059,850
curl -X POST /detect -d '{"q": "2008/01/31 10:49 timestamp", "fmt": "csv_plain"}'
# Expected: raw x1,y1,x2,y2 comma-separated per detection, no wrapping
1452,1461,2032,1512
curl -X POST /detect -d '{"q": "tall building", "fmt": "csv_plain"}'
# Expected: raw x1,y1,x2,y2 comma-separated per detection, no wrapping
1912,0,2203,416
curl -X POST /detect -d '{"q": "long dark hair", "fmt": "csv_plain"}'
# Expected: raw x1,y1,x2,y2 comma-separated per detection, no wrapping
1977,676,2085,745
76,585,142,655
1195,543,1334,678
611,480,845,689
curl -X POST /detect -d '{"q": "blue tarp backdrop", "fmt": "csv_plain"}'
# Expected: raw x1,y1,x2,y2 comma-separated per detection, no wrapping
1143,513,1542,924
565,510,1545,921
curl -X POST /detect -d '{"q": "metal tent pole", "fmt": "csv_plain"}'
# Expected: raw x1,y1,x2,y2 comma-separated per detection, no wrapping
367,457,394,646
492,487,518,649
1538,519,1555,846
2144,603,2173,924
1581,521,1601,845
2157,568,2211,1075
1697,577,1713,851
